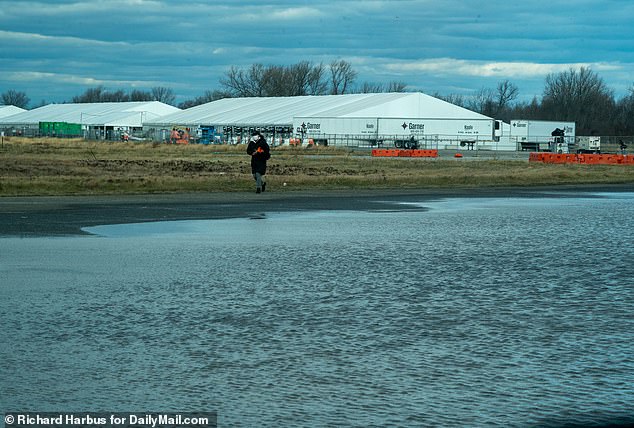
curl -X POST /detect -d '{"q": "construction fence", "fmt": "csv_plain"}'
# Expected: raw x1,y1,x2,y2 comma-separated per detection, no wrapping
3,126,633,154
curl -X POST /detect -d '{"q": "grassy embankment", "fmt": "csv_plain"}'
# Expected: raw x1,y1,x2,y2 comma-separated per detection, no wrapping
1,137,634,196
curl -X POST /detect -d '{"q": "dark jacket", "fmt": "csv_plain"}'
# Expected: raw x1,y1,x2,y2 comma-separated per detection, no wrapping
246,136,271,175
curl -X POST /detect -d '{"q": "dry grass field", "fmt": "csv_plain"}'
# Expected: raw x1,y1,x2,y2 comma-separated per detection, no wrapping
1,137,634,196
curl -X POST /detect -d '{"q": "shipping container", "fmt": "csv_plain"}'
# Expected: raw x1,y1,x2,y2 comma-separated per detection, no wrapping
39,121,82,137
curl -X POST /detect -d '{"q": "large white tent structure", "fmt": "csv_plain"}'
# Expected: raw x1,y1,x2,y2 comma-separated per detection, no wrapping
0,105,26,119
0,101,180,139
143,92,512,149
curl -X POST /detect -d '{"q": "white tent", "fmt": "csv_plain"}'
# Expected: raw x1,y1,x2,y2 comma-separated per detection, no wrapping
143,92,507,149
0,101,180,139
146,92,489,127
0,105,26,119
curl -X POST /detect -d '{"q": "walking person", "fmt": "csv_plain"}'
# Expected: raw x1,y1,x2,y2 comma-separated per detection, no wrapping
246,131,270,193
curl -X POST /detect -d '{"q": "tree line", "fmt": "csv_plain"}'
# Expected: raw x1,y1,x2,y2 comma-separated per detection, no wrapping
437,67,630,136
2,61,634,135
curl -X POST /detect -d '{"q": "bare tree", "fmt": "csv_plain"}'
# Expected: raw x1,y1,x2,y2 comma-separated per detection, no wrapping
284,61,328,96
74,87,176,103
507,96,543,121
329,60,357,95
1,90,28,108
466,82,518,118
385,81,407,92
469,87,496,116
260,65,288,96
100,89,129,102
285,62,311,96
496,80,519,112
72,87,106,103
357,81,408,93
220,61,331,97
306,62,329,95
1,90,30,108
151,87,176,105
542,67,615,134
433,93,468,108
358,82,385,93
72,86,130,103
220,64,267,97
614,85,634,135
130,89,153,101
177,90,229,109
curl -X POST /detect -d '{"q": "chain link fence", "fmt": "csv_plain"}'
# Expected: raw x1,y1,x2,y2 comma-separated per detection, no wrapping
3,124,633,154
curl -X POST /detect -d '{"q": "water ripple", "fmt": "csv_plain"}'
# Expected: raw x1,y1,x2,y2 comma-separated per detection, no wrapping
2,194,634,427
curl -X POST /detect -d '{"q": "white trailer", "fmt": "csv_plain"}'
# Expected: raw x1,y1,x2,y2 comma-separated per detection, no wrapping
510,120,576,152
493,121,517,151
292,116,498,149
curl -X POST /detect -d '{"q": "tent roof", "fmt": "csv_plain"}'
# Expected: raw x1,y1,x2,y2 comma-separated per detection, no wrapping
0,105,27,119
0,101,180,127
145,92,491,127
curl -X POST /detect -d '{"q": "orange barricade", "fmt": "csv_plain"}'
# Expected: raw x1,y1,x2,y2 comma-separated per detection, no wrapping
594,154,612,165
372,149,400,157
538,153,554,163
409,149,439,158
531,152,634,165
584,154,596,164
372,149,438,158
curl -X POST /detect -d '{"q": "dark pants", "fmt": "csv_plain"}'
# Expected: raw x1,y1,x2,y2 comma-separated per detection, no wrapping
253,172,265,189
251,161,266,190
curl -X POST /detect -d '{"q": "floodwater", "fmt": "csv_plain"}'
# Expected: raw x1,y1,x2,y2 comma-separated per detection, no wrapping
1,193,634,427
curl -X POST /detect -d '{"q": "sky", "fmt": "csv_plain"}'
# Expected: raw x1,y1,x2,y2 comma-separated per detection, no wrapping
1,0,633,107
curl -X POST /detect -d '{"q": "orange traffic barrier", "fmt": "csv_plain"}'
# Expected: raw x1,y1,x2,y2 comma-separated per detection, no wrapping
372,149,398,157
409,149,439,158
530,152,634,165
372,149,439,158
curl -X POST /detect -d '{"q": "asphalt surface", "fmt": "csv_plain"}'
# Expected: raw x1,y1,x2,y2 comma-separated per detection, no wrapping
2,185,633,237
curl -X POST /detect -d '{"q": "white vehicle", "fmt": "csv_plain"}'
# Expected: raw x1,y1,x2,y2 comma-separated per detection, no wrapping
575,136,601,153
510,120,576,152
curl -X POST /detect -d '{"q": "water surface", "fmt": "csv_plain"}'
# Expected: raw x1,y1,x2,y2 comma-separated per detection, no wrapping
1,193,633,427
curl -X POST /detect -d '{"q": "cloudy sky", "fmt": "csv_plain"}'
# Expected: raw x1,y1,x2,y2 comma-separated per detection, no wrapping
1,0,633,106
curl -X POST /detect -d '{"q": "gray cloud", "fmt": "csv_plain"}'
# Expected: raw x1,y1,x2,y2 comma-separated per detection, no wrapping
0,0,632,105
